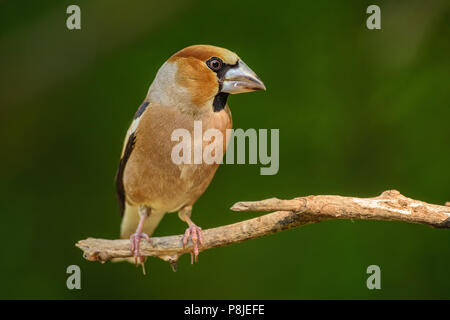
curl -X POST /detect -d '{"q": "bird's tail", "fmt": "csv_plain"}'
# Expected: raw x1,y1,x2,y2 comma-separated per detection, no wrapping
113,203,165,264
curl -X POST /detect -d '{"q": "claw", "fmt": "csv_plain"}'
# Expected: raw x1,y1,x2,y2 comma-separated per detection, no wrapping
182,224,203,264
129,232,150,274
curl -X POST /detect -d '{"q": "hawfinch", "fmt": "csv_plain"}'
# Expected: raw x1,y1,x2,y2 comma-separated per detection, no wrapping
115,44,265,268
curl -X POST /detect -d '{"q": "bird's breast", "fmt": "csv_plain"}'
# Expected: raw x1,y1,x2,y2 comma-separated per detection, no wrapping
123,103,232,212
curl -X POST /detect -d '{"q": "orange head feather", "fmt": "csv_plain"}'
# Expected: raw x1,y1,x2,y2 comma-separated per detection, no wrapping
168,45,240,108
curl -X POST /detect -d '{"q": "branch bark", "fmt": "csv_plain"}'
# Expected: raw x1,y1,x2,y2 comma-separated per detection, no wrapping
76,190,450,266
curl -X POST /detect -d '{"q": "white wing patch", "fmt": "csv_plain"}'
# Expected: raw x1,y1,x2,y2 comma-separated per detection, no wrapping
120,102,149,158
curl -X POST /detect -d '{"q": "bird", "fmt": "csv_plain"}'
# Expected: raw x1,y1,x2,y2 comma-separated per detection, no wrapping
115,44,265,270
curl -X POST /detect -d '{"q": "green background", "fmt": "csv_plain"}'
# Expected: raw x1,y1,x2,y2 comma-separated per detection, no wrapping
1,0,449,299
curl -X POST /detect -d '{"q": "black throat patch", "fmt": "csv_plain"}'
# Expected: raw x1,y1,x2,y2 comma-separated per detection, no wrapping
213,92,229,112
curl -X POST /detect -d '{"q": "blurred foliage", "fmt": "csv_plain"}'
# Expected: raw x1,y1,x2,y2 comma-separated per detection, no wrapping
0,0,449,299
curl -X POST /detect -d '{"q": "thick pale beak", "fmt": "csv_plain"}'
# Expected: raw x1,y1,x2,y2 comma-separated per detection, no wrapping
221,60,266,94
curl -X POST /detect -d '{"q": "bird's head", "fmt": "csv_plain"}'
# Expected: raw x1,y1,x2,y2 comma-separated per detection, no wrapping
147,45,265,112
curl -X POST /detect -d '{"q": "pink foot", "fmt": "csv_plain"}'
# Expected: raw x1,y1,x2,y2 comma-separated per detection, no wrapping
183,224,204,263
130,232,150,271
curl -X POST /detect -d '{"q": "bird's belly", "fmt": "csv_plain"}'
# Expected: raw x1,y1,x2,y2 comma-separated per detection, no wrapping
124,159,219,213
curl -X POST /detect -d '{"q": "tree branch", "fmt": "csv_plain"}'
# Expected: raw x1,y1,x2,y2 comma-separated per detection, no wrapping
76,190,450,267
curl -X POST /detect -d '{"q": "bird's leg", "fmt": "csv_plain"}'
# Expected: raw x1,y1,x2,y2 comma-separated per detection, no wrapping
130,205,151,272
179,206,204,264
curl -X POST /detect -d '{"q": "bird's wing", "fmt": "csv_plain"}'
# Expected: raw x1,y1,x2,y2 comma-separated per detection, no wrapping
115,100,150,216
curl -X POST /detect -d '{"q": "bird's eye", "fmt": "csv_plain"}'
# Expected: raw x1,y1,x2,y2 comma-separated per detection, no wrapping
207,57,223,71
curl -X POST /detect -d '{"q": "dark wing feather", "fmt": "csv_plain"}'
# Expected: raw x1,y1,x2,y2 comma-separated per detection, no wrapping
134,101,149,119
115,132,136,216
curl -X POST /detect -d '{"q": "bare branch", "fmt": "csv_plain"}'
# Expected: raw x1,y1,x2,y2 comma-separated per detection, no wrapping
76,190,450,266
